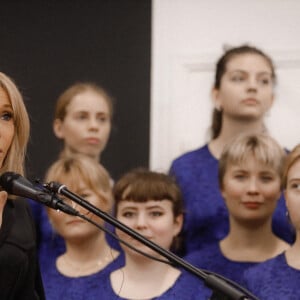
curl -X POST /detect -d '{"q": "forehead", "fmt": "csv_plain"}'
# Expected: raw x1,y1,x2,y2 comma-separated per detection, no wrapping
67,90,110,113
287,159,300,180
226,53,272,74
0,86,11,106
227,156,277,173
118,199,173,209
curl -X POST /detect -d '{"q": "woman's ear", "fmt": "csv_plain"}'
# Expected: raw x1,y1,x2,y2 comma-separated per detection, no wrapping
173,214,183,237
53,119,64,139
211,88,222,111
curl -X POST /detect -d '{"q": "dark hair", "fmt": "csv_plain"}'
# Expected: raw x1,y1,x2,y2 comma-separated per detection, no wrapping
114,168,184,217
211,45,276,139
113,168,184,252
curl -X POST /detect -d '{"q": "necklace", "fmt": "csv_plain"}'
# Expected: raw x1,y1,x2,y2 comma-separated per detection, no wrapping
61,253,112,277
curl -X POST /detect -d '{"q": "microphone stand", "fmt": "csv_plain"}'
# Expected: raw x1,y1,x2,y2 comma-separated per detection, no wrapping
45,182,257,300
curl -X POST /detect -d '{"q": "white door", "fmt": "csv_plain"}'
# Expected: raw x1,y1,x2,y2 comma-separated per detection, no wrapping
151,0,300,171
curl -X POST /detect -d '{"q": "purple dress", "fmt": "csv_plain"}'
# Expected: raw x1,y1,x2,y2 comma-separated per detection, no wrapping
29,199,122,269
184,242,258,285
243,252,300,300
101,269,212,299
42,251,125,300
170,144,294,255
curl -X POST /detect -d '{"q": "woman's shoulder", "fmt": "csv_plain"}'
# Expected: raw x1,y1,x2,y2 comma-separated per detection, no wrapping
184,243,222,267
171,144,210,165
169,144,217,178
242,252,300,299
0,198,35,250
158,269,211,299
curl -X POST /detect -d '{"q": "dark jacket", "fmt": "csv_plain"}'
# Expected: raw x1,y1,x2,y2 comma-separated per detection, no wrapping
0,198,45,300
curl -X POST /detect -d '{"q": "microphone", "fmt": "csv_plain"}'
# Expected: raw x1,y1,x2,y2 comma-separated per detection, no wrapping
0,172,78,216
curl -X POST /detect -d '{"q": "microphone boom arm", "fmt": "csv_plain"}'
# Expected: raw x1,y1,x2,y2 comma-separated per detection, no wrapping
46,181,257,300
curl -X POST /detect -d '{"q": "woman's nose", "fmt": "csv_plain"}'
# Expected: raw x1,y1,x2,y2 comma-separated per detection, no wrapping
88,117,99,130
246,77,258,92
247,178,259,194
135,213,147,229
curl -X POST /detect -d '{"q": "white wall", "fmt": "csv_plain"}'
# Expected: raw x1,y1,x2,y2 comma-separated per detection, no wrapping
151,0,300,172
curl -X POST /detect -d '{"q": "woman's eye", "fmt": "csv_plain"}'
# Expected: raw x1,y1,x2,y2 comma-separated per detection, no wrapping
122,211,134,218
290,183,300,190
0,111,13,121
259,78,271,85
261,176,273,182
234,174,246,180
231,76,244,82
97,115,108,123
75,113,87,120
150,211,163,217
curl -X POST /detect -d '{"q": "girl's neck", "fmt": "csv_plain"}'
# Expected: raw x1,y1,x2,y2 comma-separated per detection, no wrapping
220,220,289,262
61,147,100,162
110,254,180,299
57,233,118,277
285,233,300,269
209,117,265,159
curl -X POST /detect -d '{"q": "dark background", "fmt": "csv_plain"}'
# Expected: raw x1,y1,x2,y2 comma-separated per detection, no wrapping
0,0,151,181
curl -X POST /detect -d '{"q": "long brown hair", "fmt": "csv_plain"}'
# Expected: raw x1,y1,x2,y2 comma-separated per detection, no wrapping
211,45,276,139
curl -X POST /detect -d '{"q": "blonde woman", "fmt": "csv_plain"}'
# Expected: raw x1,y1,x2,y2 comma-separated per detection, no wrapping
41,155,123,300
185,134,290,285
0,72,45,299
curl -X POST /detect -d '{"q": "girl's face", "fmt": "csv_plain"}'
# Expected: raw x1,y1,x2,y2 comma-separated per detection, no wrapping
0,87,14,169
47,180,106,242
213,53,274,122
116,200,182,256
54,90,111,160
284,159,300,230
221,155,281,224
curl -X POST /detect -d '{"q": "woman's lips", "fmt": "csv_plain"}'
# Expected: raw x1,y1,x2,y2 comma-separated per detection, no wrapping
242,202,262,209
85,138,100,145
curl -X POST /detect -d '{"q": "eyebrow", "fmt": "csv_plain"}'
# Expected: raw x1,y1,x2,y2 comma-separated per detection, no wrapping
120,205,165,210
0,104,13,109
228,69,272,76
288,178,300,183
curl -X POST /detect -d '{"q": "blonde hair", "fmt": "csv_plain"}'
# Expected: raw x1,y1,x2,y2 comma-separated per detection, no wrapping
282,144,300,189
0,72,30,175
219,134,285,189
45,155,113,211
54,82,114,121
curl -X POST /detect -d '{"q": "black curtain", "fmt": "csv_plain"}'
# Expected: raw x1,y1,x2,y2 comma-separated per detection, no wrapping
0,0,151,180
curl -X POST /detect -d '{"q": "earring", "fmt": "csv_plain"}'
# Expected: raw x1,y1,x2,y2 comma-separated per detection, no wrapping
215,104,222,112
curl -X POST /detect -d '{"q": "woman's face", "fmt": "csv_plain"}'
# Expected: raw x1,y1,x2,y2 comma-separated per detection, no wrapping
0,87,15,169
116,199,182,257
213,53,274,122
221,155,281,225
47,180,107,242
54,90,111,160
284,159,300,230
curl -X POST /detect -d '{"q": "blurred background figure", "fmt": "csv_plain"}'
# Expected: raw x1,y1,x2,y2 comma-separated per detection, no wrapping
29,82,115,268
41,155,124,300
243,144,300,299
170,45,294,256
101,168,211,299
185,133,290,284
